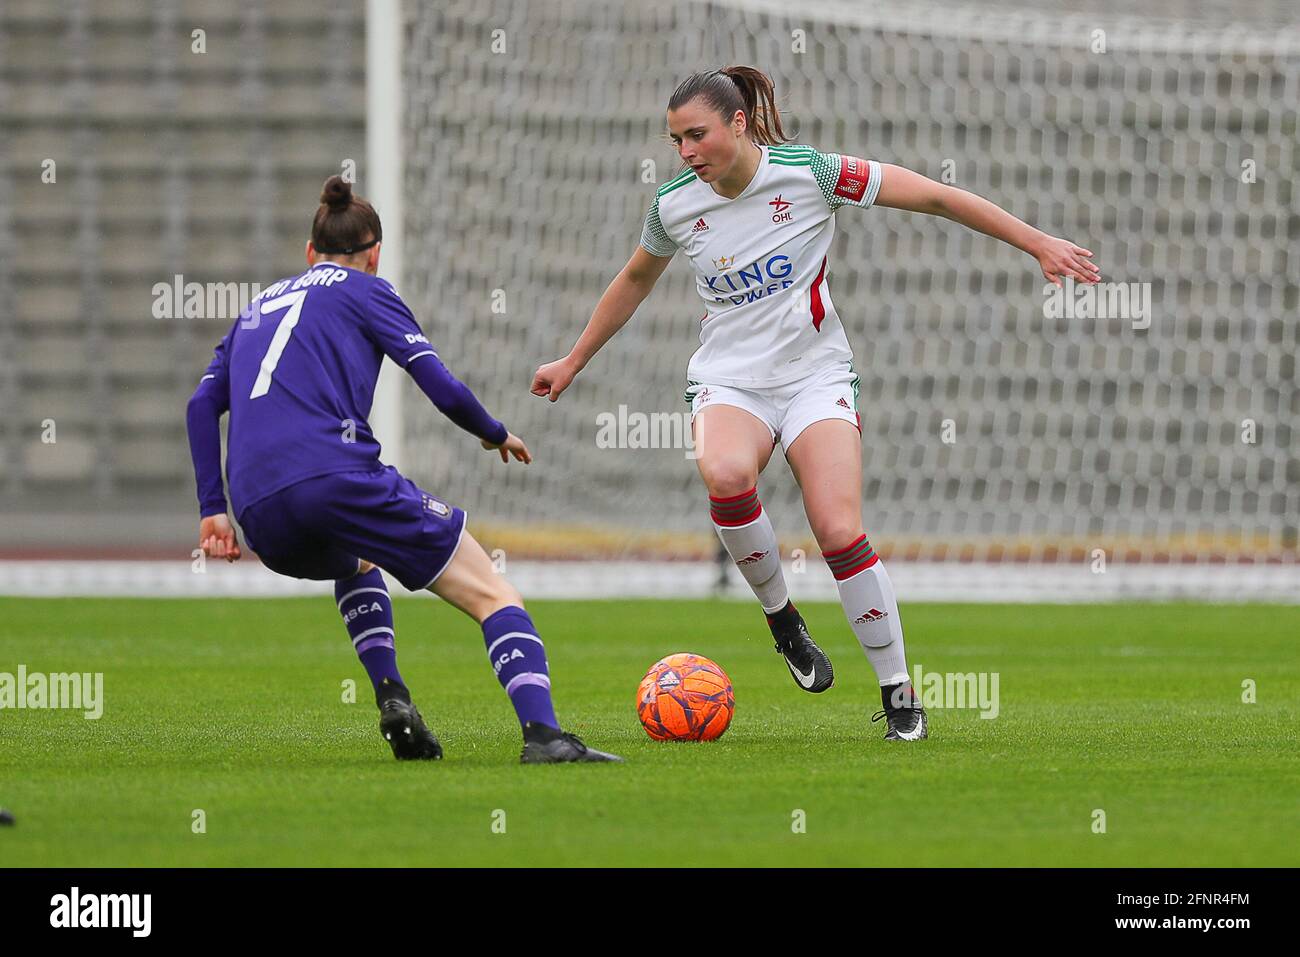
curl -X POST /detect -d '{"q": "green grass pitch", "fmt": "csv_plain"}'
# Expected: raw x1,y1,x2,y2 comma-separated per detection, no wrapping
1,597,1296,866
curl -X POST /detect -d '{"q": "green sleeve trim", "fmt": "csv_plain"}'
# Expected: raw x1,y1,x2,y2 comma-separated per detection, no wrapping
640,196,677,258
656,167,698,197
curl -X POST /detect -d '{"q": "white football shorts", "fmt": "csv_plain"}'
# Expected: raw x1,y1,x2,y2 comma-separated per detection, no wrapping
684,359,862,454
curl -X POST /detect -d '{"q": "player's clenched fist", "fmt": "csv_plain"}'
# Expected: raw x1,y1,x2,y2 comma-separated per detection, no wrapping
199,514,243,562
530,357,578,402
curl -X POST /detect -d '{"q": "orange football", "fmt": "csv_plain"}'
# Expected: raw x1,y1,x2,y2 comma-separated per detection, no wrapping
636,652,734,741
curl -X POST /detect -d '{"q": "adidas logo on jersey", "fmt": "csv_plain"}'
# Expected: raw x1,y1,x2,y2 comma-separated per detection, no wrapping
836,397,851,409
736,550,769,565
855,607,889,623
692,218,709,233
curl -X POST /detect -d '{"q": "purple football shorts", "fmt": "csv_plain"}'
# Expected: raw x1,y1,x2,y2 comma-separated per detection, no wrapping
237,465,467,591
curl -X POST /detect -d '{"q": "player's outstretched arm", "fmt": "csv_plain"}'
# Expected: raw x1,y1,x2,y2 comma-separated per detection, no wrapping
872,163,1101,287
362,278,529,464
406,353,529,464
531,246,673,402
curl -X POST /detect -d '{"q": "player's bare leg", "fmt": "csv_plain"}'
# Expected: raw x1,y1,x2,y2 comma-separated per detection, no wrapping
693,404,834,693
424,532,523,622
786,419,926,740
428,532,622,763
691,403,776,498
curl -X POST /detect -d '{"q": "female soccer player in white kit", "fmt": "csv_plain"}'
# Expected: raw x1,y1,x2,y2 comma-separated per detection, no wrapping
532,66,1100,741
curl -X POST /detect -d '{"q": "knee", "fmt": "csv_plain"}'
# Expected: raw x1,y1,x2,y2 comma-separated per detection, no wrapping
357,560,376,576
814,521,866,555
700,461,758,499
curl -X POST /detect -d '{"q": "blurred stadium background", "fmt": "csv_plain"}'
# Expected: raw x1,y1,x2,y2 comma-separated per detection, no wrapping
0,0,1296,601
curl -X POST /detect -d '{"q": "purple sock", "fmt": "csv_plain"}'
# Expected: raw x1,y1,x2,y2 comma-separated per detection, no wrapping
335,568,403,693
482,605,559,730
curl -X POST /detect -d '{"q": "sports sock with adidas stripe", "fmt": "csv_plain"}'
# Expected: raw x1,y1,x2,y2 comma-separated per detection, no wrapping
709,486,789,614
822,534,910,686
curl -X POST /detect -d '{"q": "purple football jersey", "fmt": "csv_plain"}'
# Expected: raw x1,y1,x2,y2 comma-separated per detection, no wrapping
188,261,504,518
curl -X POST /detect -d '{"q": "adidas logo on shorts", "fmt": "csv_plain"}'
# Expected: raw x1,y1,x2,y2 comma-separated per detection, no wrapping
836,397,851,409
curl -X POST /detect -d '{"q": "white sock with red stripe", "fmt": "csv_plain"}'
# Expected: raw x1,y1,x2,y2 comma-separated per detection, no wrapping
710,486,788,614
822,534,909,686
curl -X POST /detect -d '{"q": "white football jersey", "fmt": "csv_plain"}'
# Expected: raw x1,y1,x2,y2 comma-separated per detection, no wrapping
641,143,882,389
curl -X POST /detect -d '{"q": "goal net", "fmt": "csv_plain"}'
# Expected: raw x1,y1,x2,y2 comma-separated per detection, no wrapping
393,0,1299,598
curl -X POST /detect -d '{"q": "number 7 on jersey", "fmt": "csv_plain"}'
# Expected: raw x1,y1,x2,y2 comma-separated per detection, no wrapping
249,290,308,399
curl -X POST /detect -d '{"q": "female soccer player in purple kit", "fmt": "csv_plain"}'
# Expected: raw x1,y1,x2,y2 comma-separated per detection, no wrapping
186,176,620,764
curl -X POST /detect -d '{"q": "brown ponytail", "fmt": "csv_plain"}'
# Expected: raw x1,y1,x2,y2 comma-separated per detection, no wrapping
667,65,791,146
311,175,382,256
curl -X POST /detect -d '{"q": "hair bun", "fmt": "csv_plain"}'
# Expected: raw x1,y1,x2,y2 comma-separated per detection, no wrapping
320,175,353,211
